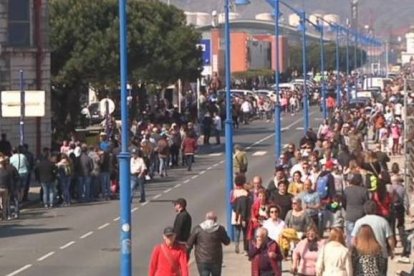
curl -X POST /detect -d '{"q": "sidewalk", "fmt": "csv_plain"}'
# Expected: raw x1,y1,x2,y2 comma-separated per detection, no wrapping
199,145,411,275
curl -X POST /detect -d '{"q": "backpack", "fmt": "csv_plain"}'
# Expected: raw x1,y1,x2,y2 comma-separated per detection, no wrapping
363,173,378,192
316,174,330,199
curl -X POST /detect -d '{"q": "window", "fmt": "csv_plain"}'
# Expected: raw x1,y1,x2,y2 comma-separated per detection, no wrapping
8,0,31,47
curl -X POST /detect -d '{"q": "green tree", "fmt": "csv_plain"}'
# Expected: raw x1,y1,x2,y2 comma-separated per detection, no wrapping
50,0,202,136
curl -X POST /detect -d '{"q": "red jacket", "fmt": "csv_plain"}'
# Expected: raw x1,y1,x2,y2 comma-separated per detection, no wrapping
181,137,197,155
149,243,189,276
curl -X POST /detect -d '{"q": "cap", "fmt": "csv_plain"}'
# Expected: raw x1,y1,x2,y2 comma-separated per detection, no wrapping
325,160,335,170
173,198,187,208
163,227,175,236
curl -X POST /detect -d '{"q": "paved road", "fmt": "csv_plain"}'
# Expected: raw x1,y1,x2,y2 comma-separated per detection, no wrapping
0,108,322,276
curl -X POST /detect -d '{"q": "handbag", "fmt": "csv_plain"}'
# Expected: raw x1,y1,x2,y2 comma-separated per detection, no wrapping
161,244,181,276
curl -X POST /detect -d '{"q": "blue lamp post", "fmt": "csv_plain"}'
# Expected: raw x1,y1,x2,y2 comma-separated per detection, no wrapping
316,20,327,119
300,11,309,132
345,25,350,101
273,0,282,161
334,25,341,106
118,0,131,275
279,1,309,132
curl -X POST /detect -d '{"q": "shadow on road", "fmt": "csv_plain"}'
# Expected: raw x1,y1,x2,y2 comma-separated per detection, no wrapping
0,224,71,239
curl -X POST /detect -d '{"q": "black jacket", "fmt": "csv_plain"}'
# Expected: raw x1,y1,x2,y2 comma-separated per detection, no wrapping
173,209,192,242
35,159,57,183
187,220,230,264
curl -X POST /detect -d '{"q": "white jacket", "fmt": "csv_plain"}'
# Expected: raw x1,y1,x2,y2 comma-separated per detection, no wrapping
316,241,353,276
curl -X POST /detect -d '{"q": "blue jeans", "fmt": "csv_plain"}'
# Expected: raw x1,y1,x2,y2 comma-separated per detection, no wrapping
345,220,355,247
197,262,222,276
100,172,111,198
77,176,91,202
130,175,145,202
41,181,55,206
159,156,168,176
60,176,71,204
185,155,193,171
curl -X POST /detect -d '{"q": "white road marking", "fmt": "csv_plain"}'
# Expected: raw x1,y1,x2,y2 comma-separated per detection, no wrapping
152,194,162,200
212,163,219,167
6,264,33,276
113,217,120,221
141,201,149,206
37,251,55,262
296,127,304,130
252,151,267,156
60,241,75,249
131,207,138,212
199,170,206,175
208,153,222,157
191,175,198,179
245,146,252,150
98,223,110,230
174,183,182,188
163,188,172,193
80,231,94,239
183,179,190,184
207,166,213,170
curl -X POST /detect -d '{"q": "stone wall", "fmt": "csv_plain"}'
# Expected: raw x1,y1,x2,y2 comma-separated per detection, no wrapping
0,0,51,155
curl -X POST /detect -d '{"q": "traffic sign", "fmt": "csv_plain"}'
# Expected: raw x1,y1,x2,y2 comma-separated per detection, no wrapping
99,98,115,116
1,90,45,117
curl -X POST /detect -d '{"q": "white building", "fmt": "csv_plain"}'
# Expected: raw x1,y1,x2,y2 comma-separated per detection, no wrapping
402,27,414,64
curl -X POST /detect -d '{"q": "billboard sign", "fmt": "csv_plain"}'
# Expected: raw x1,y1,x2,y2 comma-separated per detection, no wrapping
196,39,211,66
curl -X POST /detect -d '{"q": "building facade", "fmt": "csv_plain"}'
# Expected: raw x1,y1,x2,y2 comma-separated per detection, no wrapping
0,0,51,154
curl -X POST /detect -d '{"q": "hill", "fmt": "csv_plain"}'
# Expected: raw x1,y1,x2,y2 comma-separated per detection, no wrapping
163,0,414,37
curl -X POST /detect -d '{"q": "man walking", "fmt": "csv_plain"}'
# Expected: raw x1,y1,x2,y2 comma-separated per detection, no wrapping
187,211,230,276
130,148,147,203
77,144,93,202
173,198,192,243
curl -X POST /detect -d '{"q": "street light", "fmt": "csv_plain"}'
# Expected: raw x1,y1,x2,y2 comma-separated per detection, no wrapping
345,20,350,101
278,1,309,133
334,25,341,106
315,19,327,119
118,0,131,275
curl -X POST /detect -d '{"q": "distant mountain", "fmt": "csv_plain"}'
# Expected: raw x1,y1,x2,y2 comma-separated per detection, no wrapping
162,0,414,37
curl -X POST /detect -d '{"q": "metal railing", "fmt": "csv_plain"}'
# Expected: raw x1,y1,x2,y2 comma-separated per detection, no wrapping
404,79,414,194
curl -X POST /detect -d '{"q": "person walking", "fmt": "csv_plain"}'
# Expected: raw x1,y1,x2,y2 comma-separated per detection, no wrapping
316,228,353,276
181,131,197,171
77,144,93,202
342,174,369,246
248,227,282,276
56,153,73,206
351,224,387,276
231,174,250,254
9,146,29,204
292,225,324,276
351,200,395,273
233,145,248,176
173,198,192,244
0,155,11,220
35,154,58,208
149,226,189,276
212,112,222,145
130,148,147,203
187,211,230,276
157,133,170,177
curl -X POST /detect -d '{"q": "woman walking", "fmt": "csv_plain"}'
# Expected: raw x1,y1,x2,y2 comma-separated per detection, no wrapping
351,225,387,276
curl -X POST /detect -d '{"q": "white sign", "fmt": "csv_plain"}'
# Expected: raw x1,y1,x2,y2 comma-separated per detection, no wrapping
1,90,45,117
99,98,115,116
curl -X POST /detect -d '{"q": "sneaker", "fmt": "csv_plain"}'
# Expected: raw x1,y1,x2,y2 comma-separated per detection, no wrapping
397,256,410,264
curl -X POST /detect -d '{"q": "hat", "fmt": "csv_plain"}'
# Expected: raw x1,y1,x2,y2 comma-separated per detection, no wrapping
131,148,138,155
173,198,187,208
325,160,335,170
163,227,175,236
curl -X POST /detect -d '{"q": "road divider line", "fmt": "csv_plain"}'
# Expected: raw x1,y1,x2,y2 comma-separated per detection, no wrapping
199,170,206,175
152,194,162,200
141,201,149,206
132,207,138,212
60,241,75,250
6,264,33,276
207,166,213,170
163,188,172,193
98,223,110,230
191,175,198,179
183,179,190,183
37,251,55,262
174,183,182,188
113,217,120,221
80,231,94,239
